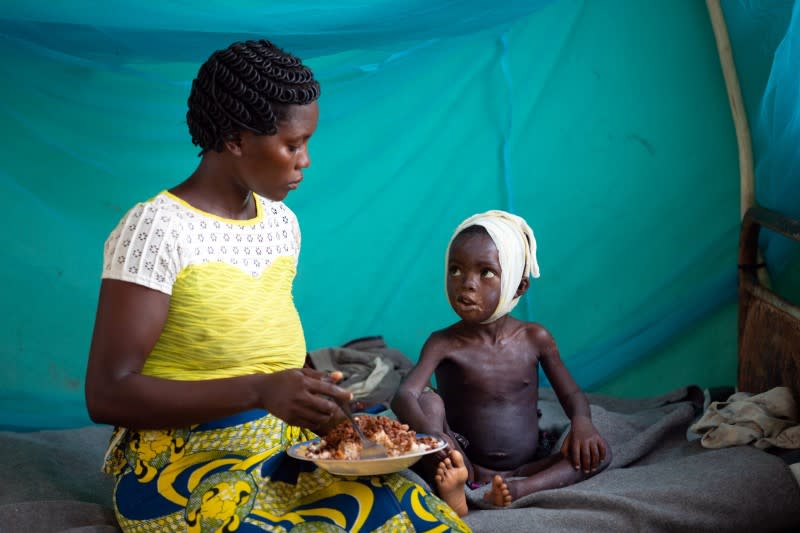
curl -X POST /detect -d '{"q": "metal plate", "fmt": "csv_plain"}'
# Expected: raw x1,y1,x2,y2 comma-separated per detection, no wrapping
286,435,446,476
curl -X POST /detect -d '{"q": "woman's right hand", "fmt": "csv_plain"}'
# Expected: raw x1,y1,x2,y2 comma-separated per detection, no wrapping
260,368,352,431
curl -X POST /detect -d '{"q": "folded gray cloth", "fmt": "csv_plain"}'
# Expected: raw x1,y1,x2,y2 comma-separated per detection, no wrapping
308,336,414,408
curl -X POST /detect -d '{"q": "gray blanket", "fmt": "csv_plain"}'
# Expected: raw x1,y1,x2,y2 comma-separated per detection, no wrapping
461,387,800,532
0,425,115,532
1,388,799,532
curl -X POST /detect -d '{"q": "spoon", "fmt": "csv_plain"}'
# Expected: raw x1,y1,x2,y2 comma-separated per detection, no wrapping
324,374,388,459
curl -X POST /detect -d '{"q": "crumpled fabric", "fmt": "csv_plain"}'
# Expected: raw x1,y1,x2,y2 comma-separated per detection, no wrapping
689,386,800,449
308,336,414,409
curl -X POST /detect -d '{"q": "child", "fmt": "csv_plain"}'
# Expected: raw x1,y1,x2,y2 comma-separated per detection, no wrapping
392,210,611,516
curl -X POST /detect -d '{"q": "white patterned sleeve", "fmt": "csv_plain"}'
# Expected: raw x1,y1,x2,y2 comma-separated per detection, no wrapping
289,207,301,260
102,202,181,295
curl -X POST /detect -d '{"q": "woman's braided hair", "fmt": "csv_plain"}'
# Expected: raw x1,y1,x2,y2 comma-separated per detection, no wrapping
187,39,320,154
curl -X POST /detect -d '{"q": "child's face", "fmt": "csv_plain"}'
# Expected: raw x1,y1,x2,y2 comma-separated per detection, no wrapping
446,229,501,323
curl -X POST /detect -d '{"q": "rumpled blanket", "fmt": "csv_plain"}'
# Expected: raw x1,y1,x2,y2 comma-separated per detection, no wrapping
308,336,413,409
454,386,800,532
689,386,800,449
3,387,799,533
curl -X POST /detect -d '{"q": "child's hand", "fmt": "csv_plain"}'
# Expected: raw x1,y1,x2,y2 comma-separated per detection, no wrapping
560,416,607,474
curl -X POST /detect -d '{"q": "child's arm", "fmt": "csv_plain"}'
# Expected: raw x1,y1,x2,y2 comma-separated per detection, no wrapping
391,334,448,437
535,325,608,474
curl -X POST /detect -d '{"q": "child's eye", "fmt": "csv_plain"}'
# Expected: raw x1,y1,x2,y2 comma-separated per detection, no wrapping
287,145,299,152
481,269,496,279
448,266,461,276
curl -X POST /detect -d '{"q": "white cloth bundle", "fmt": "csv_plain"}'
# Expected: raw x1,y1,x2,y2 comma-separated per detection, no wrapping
689,386,800,449
446,210,539,323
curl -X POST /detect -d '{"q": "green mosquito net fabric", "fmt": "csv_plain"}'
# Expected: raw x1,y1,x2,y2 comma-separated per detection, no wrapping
0,0,795,429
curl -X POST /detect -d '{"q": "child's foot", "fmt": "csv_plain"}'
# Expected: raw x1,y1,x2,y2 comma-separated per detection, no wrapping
434,450,469,517
483,474,512,507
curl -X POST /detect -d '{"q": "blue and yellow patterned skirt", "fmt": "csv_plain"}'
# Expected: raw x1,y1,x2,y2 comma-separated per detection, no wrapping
104,410,470,532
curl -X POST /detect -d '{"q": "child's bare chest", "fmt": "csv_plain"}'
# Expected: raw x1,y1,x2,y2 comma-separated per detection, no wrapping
437,342,540,396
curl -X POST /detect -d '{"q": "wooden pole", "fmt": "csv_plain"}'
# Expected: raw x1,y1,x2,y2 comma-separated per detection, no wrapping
706,0,770,287
706,0,755,219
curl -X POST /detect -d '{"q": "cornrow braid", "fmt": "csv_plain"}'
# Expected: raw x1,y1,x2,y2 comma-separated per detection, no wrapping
187,39,320,154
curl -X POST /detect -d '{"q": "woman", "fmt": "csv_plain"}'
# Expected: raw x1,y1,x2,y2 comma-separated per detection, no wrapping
86,39,469,532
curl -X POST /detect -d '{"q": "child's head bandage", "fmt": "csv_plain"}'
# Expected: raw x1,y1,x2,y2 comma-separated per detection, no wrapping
446,210,539,323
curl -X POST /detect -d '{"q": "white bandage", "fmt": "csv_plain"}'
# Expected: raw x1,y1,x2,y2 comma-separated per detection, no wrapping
445,210,539,323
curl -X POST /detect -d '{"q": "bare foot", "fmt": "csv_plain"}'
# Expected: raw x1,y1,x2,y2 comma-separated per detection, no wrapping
434,450,469,517
483,474,512,507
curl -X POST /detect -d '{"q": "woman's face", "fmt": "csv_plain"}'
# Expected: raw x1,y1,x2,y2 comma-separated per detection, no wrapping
235,101,319,201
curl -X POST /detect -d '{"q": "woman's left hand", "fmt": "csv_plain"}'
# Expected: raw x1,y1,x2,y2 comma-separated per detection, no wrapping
560,415,607,473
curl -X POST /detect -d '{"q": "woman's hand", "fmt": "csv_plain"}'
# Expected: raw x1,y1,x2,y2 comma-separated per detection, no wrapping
260,368,352,432
560,415,607,474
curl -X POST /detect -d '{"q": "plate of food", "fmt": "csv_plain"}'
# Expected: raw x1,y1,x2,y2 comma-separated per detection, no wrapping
287,415,447,476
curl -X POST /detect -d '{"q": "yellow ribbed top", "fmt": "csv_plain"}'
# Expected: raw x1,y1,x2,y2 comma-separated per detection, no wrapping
142,256,306,379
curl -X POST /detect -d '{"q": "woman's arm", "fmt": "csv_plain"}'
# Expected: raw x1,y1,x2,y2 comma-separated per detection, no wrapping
85,279,351,430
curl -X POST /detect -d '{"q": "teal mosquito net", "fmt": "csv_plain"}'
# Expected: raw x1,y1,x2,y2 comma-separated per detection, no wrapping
1,0,797,430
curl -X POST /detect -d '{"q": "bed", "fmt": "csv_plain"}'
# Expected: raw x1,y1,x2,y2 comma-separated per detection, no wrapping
1,206,799,532
738,206,800,404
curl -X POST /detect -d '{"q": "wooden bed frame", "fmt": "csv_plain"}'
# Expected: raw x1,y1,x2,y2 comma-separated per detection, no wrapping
738,206,800,404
